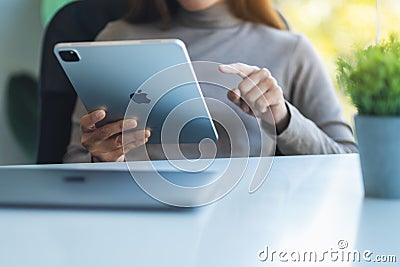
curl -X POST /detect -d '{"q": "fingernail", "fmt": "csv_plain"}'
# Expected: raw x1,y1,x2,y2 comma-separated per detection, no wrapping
96,110,105,119
116,155,125,162
145,130,151,137
145,138,149,143
219,64,235,72
233,88,241,96
126,119,137,128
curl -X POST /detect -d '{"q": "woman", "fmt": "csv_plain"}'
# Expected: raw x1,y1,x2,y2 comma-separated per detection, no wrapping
64,0,357,163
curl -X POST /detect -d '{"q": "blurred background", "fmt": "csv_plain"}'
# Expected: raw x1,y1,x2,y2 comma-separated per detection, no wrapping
0,0,399,165
278,0,400,120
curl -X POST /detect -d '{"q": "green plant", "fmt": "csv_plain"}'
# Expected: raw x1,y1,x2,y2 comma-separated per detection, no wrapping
337,35,400,116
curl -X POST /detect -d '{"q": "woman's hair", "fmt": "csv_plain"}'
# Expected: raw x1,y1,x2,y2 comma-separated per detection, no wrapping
125,0,288,30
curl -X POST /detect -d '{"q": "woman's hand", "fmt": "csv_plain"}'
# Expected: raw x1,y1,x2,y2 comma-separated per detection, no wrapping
80,110,151,162
219,63,290,134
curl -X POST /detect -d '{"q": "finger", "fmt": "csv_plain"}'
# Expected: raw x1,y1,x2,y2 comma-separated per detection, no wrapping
219,63,260,78
91,119,137,144
122,134,149,155
80,110,106,133
122,138,149,155
90,129,150,156
264,87,284,107
227,89,241,105
145,129,151,138
256,87,283,113
255,95,269,114
122,119,139,131
241,102,250,113
95,148,125,162
93,134,150,162
227,90,255,116
245,77,275,103
239,68,272,96
122,130,150,146
89,133,123,154
116,155,125,162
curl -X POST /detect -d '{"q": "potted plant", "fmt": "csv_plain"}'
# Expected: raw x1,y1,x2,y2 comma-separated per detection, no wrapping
337,35,400,199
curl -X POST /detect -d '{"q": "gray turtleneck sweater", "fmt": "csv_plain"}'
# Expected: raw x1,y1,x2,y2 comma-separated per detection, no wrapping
63,3,357,163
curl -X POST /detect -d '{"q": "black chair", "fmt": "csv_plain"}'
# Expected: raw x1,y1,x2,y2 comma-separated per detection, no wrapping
37,0,130,164
37,0,290,164
6,73,39,160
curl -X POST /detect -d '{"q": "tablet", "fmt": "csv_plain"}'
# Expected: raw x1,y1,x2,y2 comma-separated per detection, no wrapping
54,39,218,144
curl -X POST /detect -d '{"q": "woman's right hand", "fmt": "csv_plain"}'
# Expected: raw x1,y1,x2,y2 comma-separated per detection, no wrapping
80,110,151,162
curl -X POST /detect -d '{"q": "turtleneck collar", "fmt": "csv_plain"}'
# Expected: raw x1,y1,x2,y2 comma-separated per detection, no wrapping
175,3,242,29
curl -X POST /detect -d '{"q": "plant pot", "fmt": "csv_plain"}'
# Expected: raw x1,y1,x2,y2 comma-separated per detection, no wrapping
355,115,400,198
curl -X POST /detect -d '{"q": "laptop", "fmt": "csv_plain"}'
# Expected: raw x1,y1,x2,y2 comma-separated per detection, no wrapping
0,157,270,209
0,159,227,209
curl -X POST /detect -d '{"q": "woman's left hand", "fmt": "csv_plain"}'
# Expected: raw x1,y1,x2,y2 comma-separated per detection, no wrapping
219,62,290,134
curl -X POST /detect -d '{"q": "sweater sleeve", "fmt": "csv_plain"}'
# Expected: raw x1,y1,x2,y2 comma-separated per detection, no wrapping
272,35,358,155
63,98,92,163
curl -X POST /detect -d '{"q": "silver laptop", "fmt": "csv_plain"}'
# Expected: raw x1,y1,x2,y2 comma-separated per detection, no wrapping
0,159,238,208
0,161,221,209
0,157,270,208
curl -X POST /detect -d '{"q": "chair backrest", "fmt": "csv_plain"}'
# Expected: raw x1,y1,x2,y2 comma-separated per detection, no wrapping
37,0,130,164
37,0,290,164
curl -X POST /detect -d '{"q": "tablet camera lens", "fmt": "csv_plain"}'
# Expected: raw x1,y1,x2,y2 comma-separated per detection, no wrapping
59,50,80,62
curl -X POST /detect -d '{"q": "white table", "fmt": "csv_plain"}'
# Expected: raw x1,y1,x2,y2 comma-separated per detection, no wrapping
0,154,399,267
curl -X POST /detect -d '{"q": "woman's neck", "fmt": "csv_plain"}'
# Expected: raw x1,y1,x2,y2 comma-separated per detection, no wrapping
175,3,242,29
